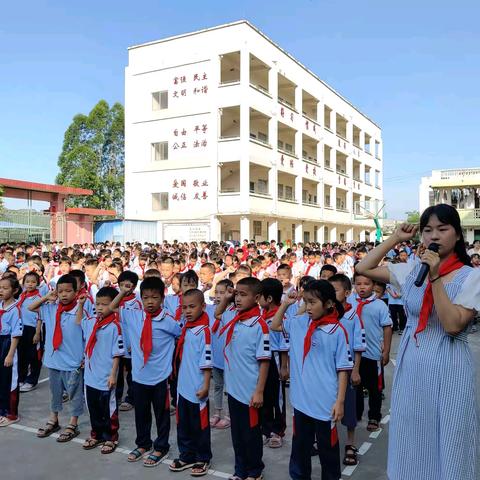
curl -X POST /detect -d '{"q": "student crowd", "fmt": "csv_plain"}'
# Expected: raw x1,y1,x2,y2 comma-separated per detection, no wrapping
0,234,477,480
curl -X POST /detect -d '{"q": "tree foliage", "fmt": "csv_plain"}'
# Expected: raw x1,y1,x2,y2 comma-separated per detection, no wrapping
0,186,4,215
56,100,124,213
406,210,420,224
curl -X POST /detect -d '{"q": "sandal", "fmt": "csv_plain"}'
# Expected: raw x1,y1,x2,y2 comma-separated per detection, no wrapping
191,462,211,477
0,416,18,427
228,477,243,480
246,476,264,480
367,420,380,432
209,414,220,427
101,441,118,454
82,438,103,450
215,417,231,429
127,447,152,462
144,450,168,467
169,458,196,472
56,424,80,443
37,420,61,438
119,402,134,412
343,445,359,466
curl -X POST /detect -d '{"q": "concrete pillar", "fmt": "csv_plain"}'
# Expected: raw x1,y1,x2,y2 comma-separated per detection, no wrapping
240,216,250,241
346,227,354,242
295,87,302,116
295,222,303,243
330,146,336,172
359,230,366,242
268,220,278,243
240,48,250,207
330,110,336,134
295,175,302,205
359,130,365,150
316,224,324,243
210,215,221,242
330,226,337,243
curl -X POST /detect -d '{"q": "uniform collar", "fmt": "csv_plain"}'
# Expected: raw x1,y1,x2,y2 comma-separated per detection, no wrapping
240,315,261,327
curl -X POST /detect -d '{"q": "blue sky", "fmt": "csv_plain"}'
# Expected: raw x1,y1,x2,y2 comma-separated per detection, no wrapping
1,0,479,218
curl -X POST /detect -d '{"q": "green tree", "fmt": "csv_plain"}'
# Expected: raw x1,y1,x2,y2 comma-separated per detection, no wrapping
56,100,124,213
406,210,420,224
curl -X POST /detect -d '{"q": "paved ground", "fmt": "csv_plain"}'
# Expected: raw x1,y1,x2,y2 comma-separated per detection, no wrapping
2,329,480,480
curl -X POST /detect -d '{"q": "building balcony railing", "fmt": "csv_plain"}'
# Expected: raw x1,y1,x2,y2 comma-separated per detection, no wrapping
336,169,348,177
219,135,240,141
250,83,272,98
278,96,296,111
278,148,298,159
219,189,240,194
302,155,318,165
250,190,271,198
219,80,240,87
336,207,349,213
302,201,320,207
278,196,297,204
250,135,272,148
458,208,480,226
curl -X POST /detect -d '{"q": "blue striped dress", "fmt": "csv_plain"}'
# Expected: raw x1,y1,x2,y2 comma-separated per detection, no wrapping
387,262,479,480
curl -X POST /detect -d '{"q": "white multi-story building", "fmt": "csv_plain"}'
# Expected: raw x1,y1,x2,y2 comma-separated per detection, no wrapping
420,168,480,243
125,21,384,243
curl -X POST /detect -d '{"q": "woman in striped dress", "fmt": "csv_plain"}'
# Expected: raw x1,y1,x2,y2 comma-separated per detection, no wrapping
356,204,479,480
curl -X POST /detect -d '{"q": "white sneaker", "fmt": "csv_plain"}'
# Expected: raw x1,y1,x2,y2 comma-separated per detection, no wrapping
20,383,36,393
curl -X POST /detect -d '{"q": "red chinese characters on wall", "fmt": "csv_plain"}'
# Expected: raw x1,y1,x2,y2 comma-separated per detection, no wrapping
172,124,208,150
172,72,208,99
170,179,209,201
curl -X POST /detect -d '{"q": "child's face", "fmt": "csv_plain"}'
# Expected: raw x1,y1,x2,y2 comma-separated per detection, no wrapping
199,267,214,285
108,268,120,285
173,263,180,274
59,262,71,275
354,276,374,299
171,277,180,294
315,254,322,264
181,278,198,294
141,288,163,313
303,291,331,320
307,255,315,265
182,296,205,323
330,281,350,304
374,285,385,299
214,284,228,305
85,265,96,279
160,263,173,279
24,275,39,292
57,282,77,305
95,296,111,318
225,256,233,267
320,270,335,280
105,257,113,267
0,280,14,301
119,280,135,294
277,269,292,286
234,284,258,312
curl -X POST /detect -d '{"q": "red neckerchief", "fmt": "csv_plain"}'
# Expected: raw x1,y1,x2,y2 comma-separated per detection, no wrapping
119,293,136,307
355,296,375,329
215,268,222,274
17,289,39,309
220,305,261,366
0,308,5,332
53,300,77,351
85,313,120,359
305,262,315,276
212,304,235,333
303,309,339,365
174,312,210,370
187,263,195,270
174,293,183,321
77,287,94,304
344,303,353,313
140,308,162,365
416,253,463,340
261,306,279,323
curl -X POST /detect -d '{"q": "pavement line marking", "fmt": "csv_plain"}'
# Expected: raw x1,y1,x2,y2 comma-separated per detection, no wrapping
391,358,397,366
8,422,231,478
369,427,383,439
357,442,372,455
381,415,390,425
342,464,358,476
38,377,50,384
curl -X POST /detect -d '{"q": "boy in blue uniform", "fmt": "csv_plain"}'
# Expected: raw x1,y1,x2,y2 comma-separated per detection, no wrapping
80,287,124,454
115,270,141,411
329,274,366,466
112,277,181,467
70,269,96,317
30,274,86,442
216,277,270,480
0,276,23,426
352,274,392,432
271,280,353,480
258,278,288,448
169,289,212,476
17,272,43,392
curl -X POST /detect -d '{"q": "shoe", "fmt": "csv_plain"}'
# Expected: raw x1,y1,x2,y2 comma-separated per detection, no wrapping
19,382,25,388
20,383,36,393
169,405,176,416
398,330,403,335
119,402,134,412
215,417,231,429
0,416,19,427
62,392,69,403
268,433,283,448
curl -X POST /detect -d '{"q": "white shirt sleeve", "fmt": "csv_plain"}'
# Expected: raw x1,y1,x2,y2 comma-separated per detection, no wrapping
453,268,480,311
387,262,416,293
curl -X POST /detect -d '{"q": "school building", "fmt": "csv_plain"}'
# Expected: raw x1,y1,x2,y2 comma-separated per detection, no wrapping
124,20,384,243
419,167,480,243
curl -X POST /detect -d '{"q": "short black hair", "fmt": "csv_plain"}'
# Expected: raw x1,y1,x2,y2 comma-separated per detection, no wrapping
183,288,205,304
118,270,139,286
217,278,234,290
140,277,165,297
236,276,261,295
260,278,283,305
70,269,86,285
320,265,337,275
56,274,77,291
329,273,352,292
96,286,119,302
181,270,199,287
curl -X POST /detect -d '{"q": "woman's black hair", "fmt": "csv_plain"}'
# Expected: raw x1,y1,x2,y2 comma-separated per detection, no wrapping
0,276,22,299
420,204,471,266
303,279,345,318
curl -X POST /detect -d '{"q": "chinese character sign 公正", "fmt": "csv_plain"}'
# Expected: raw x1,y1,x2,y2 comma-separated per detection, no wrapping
172,124,208,151
171,179,209,202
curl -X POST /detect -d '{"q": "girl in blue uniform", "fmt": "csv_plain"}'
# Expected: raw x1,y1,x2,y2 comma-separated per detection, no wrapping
356,204,479,480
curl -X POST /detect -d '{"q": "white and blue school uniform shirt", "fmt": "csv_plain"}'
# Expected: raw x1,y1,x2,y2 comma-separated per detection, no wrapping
208,304,236,371
339,307,366,353
18,291,41,328
283,313,353,421
164,294,184,326
82,317,124,391
40,302,85,371
38,280,50,297
118,295,143,359
303,263,321,279
122,308,181,386
350,294,392,361
178,324,212,404
387,284,404,306
223,315,271,406
0,301,23,338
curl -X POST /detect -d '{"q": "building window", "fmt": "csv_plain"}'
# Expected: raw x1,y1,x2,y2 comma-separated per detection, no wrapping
285,143,294,153
375,170,380,188
292,224,296,240
278,184,284,198
257,179,268,194
258,131,268,144
285,186,293,200
253,221,262,237
304,231,310,243
152,91,168,111
152,192,169,211
152,142,168,162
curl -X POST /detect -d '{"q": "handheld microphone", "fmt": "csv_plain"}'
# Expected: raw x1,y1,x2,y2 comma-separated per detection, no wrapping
414,243,440,287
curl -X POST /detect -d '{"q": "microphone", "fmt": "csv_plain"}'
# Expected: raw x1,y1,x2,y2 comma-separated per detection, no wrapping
414,243,440,287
